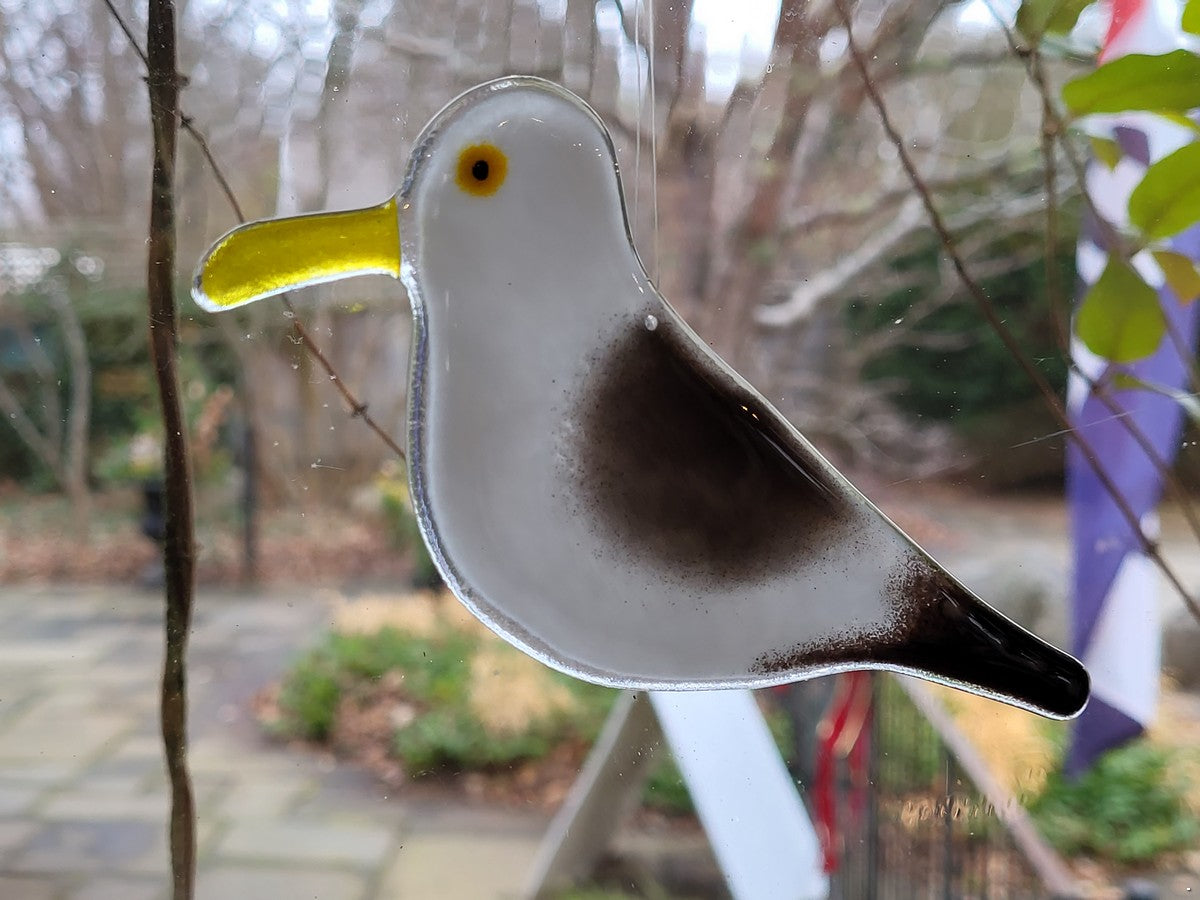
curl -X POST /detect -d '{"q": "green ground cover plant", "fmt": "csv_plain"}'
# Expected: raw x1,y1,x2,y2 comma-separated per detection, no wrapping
274,604,795,816
276,619,614,773
1029,738,1199,864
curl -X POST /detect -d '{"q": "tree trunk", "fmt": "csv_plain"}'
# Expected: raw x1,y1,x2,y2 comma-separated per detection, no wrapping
700,0,826,372
53,276,92,531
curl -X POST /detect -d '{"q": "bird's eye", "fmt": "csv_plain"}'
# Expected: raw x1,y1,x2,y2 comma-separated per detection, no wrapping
456,143,507,197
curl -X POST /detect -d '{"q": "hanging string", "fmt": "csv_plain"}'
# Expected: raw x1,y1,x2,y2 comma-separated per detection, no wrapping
647,0,660,286
633,0,643,233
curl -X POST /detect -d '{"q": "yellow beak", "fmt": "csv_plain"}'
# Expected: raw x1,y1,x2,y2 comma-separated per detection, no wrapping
191,196,401,312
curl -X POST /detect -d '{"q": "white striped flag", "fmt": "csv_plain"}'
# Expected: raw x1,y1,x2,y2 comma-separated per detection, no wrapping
1067,0,1200,775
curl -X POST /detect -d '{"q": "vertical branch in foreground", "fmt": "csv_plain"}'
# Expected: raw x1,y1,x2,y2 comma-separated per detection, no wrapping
145,1,196,898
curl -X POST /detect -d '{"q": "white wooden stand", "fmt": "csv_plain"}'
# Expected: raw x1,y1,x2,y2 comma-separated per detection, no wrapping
523,690,828,900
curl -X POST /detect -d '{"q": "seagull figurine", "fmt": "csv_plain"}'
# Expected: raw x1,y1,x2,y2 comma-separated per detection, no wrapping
193,76,1088,719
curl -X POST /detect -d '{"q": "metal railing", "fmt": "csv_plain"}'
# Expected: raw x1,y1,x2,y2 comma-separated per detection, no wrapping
816,673,1078,900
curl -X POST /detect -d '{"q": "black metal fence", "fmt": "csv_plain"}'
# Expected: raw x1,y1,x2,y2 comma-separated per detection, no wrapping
815,673,1078,900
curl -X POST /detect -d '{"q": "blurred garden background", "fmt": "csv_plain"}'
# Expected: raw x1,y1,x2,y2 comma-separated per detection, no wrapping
2,0,1200,897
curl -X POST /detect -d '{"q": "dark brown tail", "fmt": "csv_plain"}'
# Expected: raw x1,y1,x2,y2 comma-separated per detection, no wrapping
877,555,1089,718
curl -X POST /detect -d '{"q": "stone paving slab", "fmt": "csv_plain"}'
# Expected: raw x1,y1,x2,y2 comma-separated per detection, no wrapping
40,788,169,822
69,875,162,900
216,820,395,869
0,587,556,899
0,786,41,817
195,865,367,900
11,818,164,875
382,832,543,900
213,779,307,820
0,717,129,765
0,875,56,900
0,819,37,862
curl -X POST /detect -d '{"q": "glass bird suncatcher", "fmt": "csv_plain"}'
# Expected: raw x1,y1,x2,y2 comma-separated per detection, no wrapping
193,77,1089,719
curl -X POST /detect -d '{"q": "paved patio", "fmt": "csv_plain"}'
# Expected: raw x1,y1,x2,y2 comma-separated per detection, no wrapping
3,491,1198,898
0,586,547,900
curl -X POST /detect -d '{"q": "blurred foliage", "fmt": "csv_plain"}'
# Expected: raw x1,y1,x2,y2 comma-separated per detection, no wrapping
277,651,342,741
276,623,617,774
275,617,801,813
0,265,239,489
875,675,943,792
1029,739,1200,864
849,229,1072,435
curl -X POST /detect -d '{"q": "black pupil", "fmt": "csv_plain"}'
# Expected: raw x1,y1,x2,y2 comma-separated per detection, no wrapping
471,159,489,181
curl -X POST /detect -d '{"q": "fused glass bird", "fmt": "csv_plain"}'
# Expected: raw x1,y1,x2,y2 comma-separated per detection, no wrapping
193,77,1088,718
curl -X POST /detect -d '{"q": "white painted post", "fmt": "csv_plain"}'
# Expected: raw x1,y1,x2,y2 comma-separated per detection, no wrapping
650,690,828,900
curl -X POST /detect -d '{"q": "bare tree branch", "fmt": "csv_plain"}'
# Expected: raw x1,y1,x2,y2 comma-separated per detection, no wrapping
781,155,1036,235
759,197,926,326
761,183,1072,327
833,0,1200,620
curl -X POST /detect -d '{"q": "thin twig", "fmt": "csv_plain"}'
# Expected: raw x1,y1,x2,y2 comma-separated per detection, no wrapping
145,2,196,898
1033,51,1071,353
280,298,408,459
179,118,245,222
1091,380,1200,541
1162,306,1200,398
781,156,1032,236
102,0,404,463
978,0,1126,257
175,121,401,456
833,0,1200,620
101,0,149,69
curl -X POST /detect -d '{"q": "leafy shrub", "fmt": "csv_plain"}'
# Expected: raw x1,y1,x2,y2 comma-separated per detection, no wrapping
1029,740,1199,864
394,705,558,773
276,650,342,740
875,676,943,792
276,613,808,812
276,620,617,775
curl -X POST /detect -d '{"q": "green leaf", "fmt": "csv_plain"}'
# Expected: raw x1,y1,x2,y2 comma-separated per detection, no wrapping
1184,0,1200,35
1128,143,1200,241
1062,50,1200,116
1152,250,1200,302
1075,258,1166,362
1045,0,1092,33
1090,136,1122,170
1016,0,1093,39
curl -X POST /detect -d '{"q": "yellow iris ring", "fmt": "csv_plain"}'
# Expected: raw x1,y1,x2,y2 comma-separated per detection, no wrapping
193,197,401,312
455,143,507,197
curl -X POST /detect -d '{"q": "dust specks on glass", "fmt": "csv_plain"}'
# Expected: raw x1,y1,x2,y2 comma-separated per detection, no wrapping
191,77,1088,721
